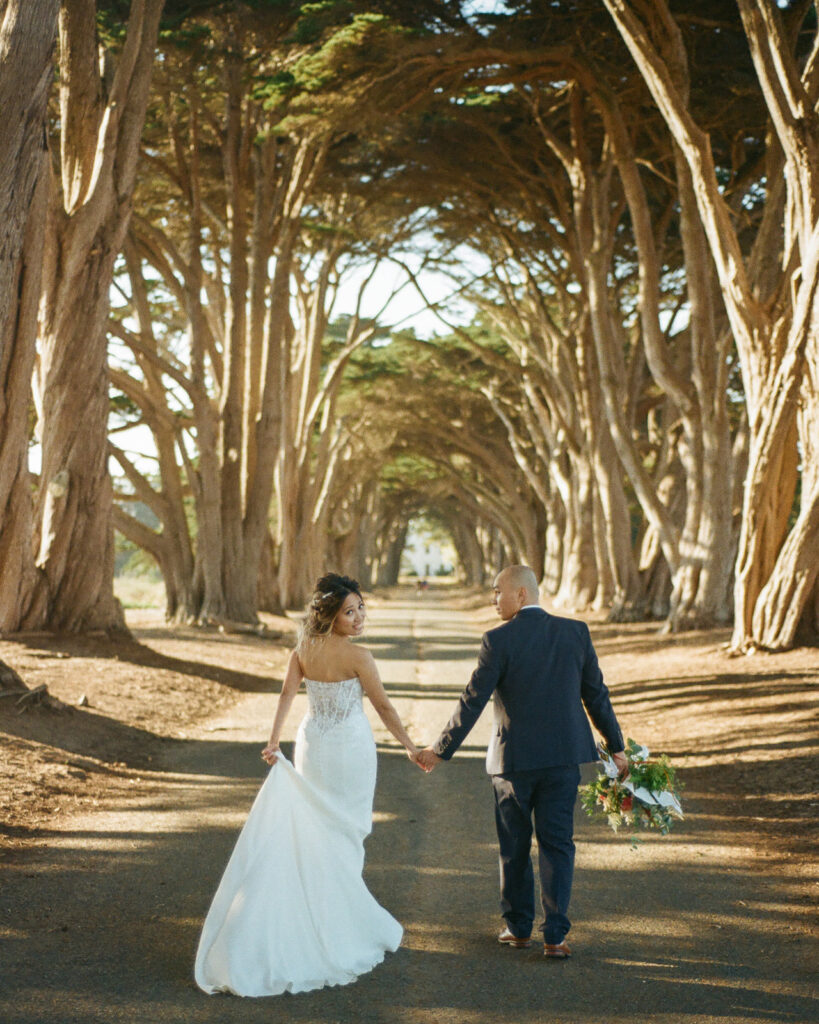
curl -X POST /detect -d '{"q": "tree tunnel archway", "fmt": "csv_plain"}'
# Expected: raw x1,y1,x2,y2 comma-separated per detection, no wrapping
5,1,813,645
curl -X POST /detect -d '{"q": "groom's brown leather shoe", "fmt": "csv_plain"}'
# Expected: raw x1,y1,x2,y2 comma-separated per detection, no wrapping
498,927,531,949
544,940,571,959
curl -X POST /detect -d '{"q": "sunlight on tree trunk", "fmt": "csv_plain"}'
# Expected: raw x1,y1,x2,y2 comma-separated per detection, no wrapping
0,0,58,631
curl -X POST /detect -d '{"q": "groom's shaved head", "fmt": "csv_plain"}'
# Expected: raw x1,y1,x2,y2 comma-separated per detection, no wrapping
497,565,539,601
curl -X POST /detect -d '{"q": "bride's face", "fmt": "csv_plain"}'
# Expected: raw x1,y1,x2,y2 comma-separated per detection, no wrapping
332,592,366,637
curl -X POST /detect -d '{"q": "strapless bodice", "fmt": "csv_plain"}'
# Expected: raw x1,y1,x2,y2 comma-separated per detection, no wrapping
303,677,364,734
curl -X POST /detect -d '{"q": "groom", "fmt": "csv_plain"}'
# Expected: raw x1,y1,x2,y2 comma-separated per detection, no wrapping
417,565,626,958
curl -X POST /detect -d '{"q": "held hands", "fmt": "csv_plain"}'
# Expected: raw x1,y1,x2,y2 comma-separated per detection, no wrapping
415,747,442,773
406,745,429,772
405,745,441,773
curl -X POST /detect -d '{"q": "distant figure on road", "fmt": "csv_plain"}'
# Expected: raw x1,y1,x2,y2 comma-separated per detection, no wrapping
195,572,421,997
416,565,626,959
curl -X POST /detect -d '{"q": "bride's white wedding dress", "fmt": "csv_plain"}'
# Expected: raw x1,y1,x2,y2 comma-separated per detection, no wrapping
194,677,403,997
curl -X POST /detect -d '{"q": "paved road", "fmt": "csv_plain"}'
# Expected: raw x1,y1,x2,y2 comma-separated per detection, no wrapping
1,595,816,1023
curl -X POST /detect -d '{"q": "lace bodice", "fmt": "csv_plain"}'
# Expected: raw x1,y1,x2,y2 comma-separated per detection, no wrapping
304,677,364,735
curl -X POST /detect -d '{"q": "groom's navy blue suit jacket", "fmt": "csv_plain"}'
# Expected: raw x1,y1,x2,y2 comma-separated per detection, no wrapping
432,607,623,774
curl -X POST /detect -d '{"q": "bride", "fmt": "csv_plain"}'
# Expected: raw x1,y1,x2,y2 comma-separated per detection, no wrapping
194,573,420,997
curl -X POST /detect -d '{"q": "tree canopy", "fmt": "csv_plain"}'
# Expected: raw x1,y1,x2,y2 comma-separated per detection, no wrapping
1,0,818,650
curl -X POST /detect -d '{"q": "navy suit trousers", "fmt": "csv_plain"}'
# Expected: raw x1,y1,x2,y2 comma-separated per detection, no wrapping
491,764,581,944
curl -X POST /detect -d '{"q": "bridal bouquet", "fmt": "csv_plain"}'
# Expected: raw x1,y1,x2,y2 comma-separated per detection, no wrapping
579,738,683,840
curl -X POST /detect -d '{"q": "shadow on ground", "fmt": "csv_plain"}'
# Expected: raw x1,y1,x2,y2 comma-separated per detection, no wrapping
1,750,816,1024
2,605,817,1024
9,632,279,692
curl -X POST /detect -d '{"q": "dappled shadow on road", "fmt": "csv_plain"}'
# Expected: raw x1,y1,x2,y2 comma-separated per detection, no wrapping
3,600,817,1024
0,704,168,774
591,623,733,653
611,671,818,707
0,677,458,794
369,634,481,663
1,752,816,1024
602,664,819,865
380,677,466,700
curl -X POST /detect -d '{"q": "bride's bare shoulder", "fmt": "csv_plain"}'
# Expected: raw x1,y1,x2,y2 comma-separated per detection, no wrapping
295,639,327,678
349,643,376,674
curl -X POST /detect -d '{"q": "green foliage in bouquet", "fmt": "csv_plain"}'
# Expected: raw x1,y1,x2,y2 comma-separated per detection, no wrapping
579,738,684,842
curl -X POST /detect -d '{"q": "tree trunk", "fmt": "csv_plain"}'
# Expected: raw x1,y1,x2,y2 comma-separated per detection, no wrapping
593,436,644,619
602,0,818,649
639,531,672,620
19,0,164,632
751,493,819,647
595,77,735,629
749,329,819,648
541,498,565,597
257,531,285,615
582,335,643,617
112,502,201,624
671,152,736,627
555,457,597,610
451,519,486,586
0,0,57,630
375,524,407,587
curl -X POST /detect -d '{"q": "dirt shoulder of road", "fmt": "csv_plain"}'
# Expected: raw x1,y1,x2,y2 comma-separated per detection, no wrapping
0,609,295,849
2,592,818,909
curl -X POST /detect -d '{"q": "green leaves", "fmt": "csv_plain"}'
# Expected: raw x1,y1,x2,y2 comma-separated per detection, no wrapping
291,1,357,44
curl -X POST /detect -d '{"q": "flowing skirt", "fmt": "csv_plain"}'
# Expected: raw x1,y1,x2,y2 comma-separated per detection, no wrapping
194,711,402,996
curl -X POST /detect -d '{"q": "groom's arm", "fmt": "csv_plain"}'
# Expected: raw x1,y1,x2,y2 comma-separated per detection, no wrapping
579,623,624,753
431,632,505,761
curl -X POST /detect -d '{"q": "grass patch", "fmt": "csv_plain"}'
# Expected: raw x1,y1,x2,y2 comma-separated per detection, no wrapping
115,575,165,609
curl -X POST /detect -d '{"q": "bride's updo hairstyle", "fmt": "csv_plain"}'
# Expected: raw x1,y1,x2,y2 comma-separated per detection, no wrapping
299,572,363,646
